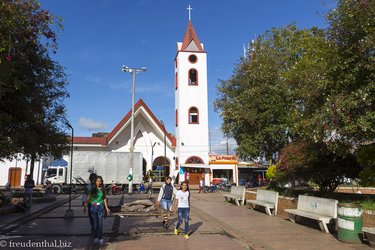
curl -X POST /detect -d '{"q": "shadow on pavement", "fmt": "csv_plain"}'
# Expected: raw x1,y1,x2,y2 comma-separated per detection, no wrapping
189,221,203,235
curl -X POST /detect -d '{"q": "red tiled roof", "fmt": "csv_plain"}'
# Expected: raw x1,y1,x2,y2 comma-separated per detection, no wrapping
72,99,176,147
180,21,204,52
71,137,106,145
107,99,176,147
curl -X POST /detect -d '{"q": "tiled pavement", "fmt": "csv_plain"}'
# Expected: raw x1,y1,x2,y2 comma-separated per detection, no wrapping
0,192,372,250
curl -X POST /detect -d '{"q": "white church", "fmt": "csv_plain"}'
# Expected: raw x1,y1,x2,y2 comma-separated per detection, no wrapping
1,9,239,187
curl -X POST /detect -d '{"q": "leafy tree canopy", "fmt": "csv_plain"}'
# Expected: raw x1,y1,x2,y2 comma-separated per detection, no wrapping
0,0,69,175
215,0,375,160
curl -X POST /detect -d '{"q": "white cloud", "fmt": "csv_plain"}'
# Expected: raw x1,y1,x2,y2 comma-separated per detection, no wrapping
209,128,237,155
109,81,171,96
84,75,102,83
78,117,108,131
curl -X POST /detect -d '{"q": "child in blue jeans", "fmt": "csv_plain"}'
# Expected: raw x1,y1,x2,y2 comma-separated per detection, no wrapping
84,176,110,246
172,181,190,239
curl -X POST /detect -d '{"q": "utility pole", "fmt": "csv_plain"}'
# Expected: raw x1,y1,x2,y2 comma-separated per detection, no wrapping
122,66,147,193
160,120,167,181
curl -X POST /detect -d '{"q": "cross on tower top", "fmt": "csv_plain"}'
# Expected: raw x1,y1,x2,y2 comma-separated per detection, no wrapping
187,4,193,21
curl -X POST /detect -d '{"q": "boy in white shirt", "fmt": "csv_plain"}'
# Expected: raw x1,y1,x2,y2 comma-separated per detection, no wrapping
172,181,190,239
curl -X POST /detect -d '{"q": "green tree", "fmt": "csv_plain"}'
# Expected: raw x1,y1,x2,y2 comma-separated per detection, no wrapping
216,0,374,159
278,141,361,193
266,165,277,180
215,25,331,160
322,0,375,147
357,144,375,187
0,0,69,175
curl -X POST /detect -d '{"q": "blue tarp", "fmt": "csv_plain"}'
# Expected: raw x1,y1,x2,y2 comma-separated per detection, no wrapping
50,159,68,167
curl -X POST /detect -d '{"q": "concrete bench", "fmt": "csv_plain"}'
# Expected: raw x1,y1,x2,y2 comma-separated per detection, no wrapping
246,189,279,216
223,186,245,206
363,227,375,247
285,195,338,233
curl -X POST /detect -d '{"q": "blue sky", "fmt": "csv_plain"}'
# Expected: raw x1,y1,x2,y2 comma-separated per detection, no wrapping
39,0,335,154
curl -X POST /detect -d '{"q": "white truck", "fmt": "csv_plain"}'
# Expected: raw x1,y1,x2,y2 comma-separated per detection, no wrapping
44,151,143,193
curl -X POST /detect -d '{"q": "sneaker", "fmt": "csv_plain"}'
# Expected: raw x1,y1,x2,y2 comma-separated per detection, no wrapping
174,228,179,235
184,234,189,240
93,238,100,243
164,220,169,229
99,239,105,246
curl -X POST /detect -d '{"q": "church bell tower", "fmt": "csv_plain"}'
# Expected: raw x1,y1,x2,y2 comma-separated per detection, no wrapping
174,5,210,179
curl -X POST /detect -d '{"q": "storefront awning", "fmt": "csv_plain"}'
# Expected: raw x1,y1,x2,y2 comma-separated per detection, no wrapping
180,164,209,168
210,164,236,170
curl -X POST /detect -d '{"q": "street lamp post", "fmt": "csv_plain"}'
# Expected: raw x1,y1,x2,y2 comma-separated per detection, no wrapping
122,65,146,194
65,122,74,218
160,120,167,180
151,142,157,170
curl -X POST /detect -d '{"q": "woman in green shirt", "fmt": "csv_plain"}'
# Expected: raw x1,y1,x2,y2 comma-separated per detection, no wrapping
84,175,110,245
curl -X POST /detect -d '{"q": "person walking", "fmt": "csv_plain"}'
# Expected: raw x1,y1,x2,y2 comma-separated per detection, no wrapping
23,175,35,209
157,176,177,228
172,181,190,239
83,175,110,246
199,178,204,193
82,173,97,231
148,176,153,195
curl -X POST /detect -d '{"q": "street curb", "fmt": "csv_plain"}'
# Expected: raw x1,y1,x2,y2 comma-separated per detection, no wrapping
0,195,79,235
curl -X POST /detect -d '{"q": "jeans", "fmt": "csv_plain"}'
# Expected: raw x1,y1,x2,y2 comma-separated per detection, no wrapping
90,204,104,239
176,207,190,233
24,192,32,209
160,199,172,211
88,204,94,230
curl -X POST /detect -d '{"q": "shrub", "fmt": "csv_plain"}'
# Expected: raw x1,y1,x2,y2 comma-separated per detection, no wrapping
357,144,375,187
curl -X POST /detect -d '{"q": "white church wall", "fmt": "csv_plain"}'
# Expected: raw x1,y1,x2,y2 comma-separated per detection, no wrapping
175,51,210,165
0,154,43,187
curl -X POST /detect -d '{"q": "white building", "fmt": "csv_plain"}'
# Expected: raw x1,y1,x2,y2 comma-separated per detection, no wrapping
70,99,176,182
0,154,46,187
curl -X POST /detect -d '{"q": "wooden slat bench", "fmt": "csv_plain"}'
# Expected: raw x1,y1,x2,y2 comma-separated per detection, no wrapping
223,186,245,206
285,195,338,233
247,189,279,216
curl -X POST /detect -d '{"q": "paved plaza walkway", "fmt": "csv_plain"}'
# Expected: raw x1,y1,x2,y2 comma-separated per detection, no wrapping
0,192,372,250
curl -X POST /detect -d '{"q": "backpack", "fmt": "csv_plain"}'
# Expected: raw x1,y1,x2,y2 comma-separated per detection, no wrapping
162,184,173,200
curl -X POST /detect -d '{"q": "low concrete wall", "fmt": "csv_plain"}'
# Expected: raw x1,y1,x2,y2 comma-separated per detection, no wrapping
0,204,16,216
363,209,375,227
246,190,375,227
336,187,375,195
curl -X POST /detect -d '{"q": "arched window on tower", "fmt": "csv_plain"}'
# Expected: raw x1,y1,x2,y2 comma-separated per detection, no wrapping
188,107,199,124
185,156,204,164
188,68,198,85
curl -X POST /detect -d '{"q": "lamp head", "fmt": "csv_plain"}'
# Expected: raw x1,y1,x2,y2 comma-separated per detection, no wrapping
122,65,129,72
